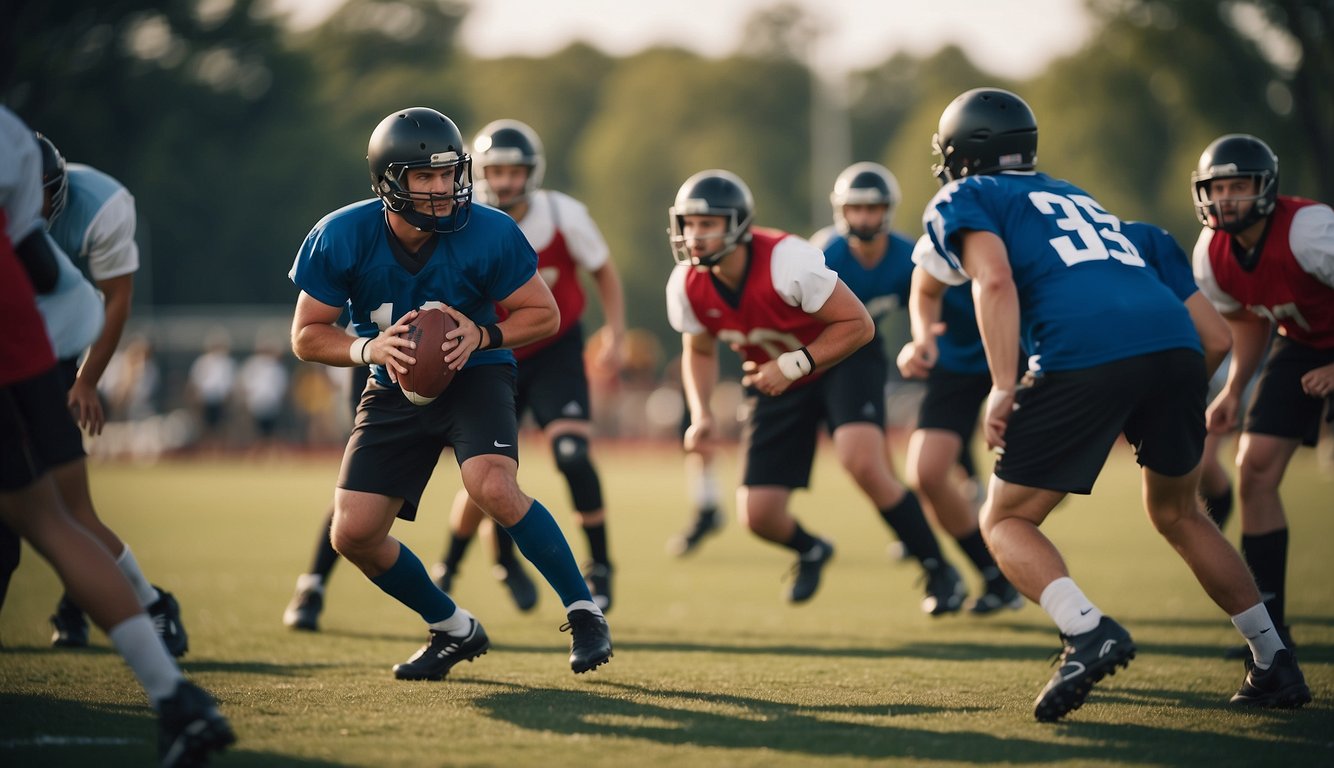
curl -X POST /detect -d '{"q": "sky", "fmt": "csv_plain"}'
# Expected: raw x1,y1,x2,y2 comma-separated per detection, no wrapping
271,0,1095,79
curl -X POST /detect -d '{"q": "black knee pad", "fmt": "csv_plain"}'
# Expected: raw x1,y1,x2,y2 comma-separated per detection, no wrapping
552,434,603,512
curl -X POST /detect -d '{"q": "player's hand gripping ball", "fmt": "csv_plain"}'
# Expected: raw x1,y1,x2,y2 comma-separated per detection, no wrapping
400,307,458,406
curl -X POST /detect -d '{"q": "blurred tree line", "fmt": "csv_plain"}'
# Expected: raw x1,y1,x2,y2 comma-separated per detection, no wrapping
5,0,1331,364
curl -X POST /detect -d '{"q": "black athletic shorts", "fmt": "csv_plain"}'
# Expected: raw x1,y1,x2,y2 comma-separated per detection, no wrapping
820,341,887,430
917,367,991,443
740,380,824,489
0,366,85,491
1245,336,1334,446
337,363,520,521
995,348,1207,494
517,323,591,427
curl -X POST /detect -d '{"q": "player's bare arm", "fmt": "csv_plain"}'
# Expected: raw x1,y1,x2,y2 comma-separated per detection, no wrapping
67,272,133,435
1182,291,1232,378
682,331,718,453
591,260,627,371
291,291,418,379
743,280,872,397
492,271,560,349
959,230,1020,450
1207,309,1272,433
899,267,948,379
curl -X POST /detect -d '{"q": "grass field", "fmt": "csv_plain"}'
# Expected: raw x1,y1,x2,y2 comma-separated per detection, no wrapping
1,440,1331,767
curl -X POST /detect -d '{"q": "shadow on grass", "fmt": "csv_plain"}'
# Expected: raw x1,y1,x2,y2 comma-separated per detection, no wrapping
489,638,1057,662
463,679,1323,763
0,693,334,768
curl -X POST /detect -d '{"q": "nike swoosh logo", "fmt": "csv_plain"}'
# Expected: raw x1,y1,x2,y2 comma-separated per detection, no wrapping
1259,627,1271,634
493,440,512,448
1079,607,1092,615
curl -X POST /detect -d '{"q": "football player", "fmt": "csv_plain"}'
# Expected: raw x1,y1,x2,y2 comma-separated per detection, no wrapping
916,88,1309,720
810,162,976,616
288,107,611,678
26,132,190,658
431,118,626,613
667,168,916,606
0,106,234,767
1191,133,1334,658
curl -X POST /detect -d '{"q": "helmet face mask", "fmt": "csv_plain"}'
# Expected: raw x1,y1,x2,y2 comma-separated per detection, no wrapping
1191,134,1278,234
472,119,545,211
34,132,68,225
368,107,473,233
667,170,754,268
931,88,1038,185
831,162,900,241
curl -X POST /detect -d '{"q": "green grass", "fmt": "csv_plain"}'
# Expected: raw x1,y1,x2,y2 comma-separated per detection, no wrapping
1,441,1331,766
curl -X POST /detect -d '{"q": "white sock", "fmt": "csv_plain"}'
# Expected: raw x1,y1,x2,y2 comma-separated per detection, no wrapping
115,545,160,608
1039,577,1101,636
108,614,183,706
690,467,720,510
1231,602,1283,669
565,599,603,618
428,607,474,635
296,573,324,593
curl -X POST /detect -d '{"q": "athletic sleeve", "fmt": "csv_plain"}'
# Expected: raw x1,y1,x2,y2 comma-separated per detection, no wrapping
911,233,969,287
0,111,43,246
769,236,838,312
1191,228,1242,313
552,192,610,272
1290,203,1334,289
488,216,540,301
83,188,139,280
1130,222,1197,301
666,265,704,334
923,179,997,281
289,216,353,308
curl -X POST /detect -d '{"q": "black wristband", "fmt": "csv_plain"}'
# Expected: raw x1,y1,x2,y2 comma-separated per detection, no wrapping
799,346,816,370
482,323,504,350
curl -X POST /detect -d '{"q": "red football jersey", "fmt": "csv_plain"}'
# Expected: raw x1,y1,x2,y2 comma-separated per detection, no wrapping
1,210,58,386
1204,197,1334,348
510,226,583,361
680,228,832,382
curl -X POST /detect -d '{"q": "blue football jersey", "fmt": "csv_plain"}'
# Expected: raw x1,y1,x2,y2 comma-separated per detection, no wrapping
289,200,537,386
922,172,1200,373
821,231,916,320
1123,221,1198,302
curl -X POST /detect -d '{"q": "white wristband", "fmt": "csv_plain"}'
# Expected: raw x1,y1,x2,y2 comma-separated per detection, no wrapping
776,349,814,381
350,336,371,366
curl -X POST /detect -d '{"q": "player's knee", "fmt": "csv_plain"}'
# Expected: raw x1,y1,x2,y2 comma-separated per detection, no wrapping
552,434,603,512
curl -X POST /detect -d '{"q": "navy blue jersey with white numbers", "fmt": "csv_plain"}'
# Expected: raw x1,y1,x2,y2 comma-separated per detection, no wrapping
1123,221,1198,302
922,172,1199,373
290,199,537,386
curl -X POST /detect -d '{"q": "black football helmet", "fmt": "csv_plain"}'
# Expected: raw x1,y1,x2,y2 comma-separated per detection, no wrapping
1191,134,1279,234
668,169,754,267
367,107,472,233
931,88,1038,185
472,119,545,210
830,162,900,241
34,132,68,224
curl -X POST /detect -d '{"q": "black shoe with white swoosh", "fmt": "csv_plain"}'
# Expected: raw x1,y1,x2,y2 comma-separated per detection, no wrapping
1034,615,1136,722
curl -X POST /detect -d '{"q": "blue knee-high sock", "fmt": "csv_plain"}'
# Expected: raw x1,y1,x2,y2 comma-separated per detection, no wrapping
369,543,457,624
505,500,592,607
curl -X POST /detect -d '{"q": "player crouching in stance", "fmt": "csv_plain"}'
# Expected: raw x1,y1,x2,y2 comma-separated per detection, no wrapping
288,107,611,678
916,88,1309,721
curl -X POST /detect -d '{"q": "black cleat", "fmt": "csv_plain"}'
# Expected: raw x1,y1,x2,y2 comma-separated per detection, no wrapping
157,680,236,768
430,562,455,594
1225,624,1294,660
282,585,323,632
494,562,538,612
666,507,722,557
1034,616,1136,722
1230,649,1311,708
969,579,1025,616
921,560,967,616
392,619,490,681
50,595,89,648
148,587,189,657
787,539,834,604
583,562,614,613
563,609,613,673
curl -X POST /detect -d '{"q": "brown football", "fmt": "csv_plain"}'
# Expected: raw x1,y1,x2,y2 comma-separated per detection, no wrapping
400,307,458,406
